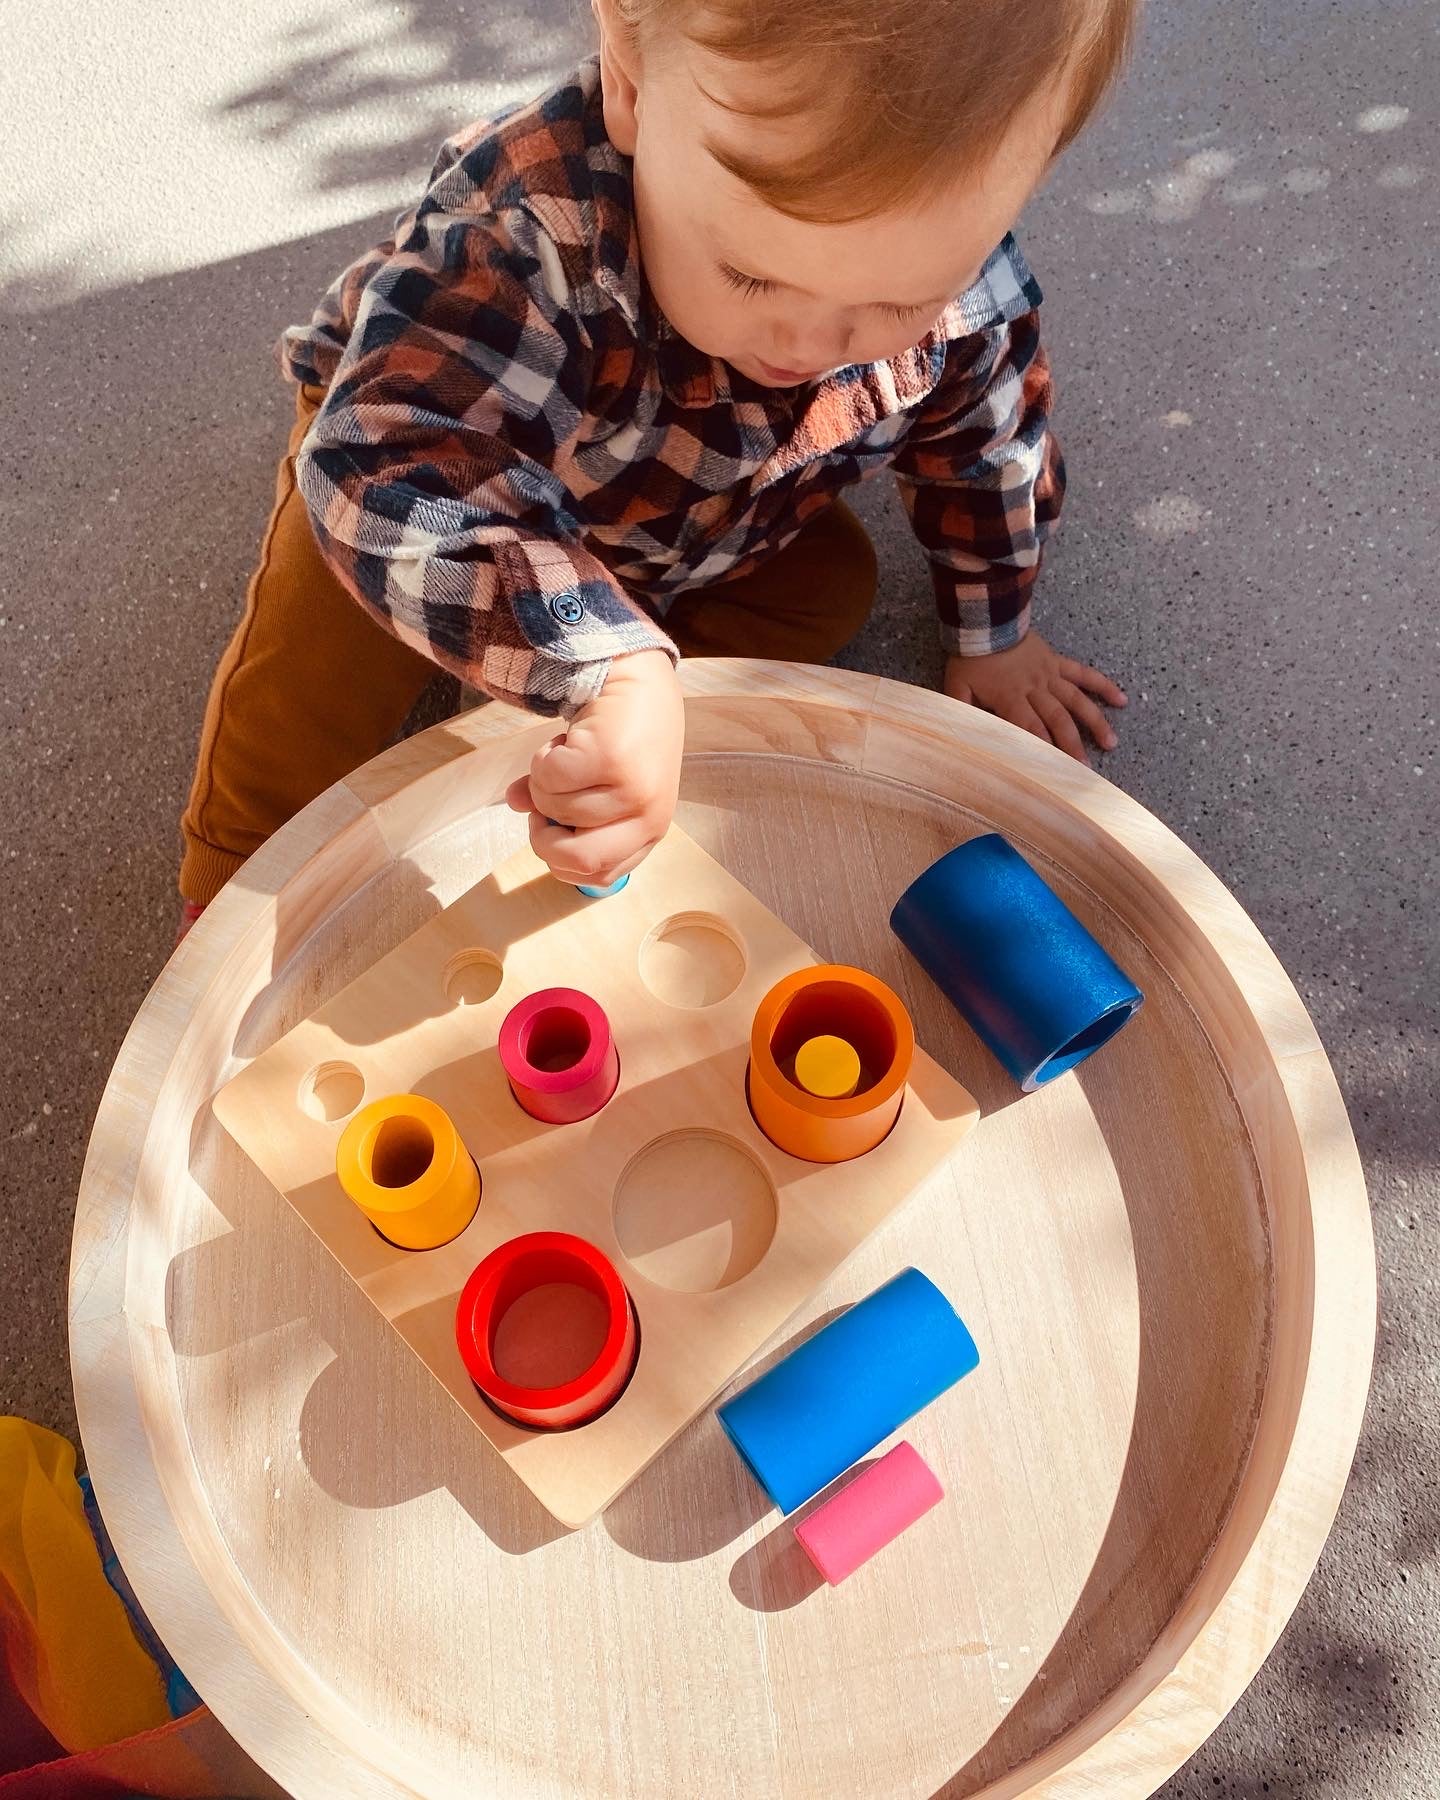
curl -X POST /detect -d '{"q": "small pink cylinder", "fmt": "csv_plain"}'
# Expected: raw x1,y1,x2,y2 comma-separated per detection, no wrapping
498,987,619,1124
792,1442,943,1585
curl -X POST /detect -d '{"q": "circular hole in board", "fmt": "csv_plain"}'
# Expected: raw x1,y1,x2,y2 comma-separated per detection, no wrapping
443,949,504,1006
638,912,748,1009
299,1060,365,1123
613,1130,777,1292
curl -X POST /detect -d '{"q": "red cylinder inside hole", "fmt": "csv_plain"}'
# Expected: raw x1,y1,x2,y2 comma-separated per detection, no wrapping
455,1232,637,1430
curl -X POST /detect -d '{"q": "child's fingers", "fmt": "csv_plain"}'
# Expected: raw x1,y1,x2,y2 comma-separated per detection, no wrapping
1001,699,1053,745
572,840,653,888
1032,693,1088,763
530,815,655,888
505,776,535,814
1061,658,1128,707
529,813,637,882
1055,680,1119,751
529,731,609,798
528,813,593,877
532,783,630,830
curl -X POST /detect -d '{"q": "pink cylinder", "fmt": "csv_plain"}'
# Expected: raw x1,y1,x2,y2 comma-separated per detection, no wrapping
793,1442,943,1585
498,987,620,1124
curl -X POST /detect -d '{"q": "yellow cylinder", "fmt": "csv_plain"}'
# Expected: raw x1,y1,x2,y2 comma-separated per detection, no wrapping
336,1093,480,1250
793,1035,862,1100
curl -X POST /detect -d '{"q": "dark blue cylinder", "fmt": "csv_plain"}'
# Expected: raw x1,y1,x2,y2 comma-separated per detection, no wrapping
716,1269,978,1514
890,833,1143,1092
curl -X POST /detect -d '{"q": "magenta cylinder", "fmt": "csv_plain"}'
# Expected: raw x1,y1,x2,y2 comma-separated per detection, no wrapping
498,987,619,1124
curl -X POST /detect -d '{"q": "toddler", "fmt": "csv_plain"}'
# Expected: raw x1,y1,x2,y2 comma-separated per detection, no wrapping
179,0,1135,916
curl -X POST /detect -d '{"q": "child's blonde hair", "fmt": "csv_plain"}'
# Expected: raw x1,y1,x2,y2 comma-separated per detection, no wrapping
617,0,1138,222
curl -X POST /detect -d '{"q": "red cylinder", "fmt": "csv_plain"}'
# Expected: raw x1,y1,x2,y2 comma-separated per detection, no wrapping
498,987,619,1124
455,1232,637,1429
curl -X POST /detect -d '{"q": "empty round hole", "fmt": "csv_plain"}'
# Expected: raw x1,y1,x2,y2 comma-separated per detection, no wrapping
638,913,747,1009
367,1115,435,1189
613,1131,777,1292
443,949,503,1006
300,1061,365,1123
521,1006,591,1074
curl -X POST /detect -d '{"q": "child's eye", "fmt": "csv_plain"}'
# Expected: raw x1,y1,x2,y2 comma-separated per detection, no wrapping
881,301,933,324
718,261,774,299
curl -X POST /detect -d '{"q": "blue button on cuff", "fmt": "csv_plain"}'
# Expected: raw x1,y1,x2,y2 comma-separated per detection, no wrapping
550,595,585,625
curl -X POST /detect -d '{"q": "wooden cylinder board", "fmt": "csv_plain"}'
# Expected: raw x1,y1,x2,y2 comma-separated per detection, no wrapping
69,661,1375,1800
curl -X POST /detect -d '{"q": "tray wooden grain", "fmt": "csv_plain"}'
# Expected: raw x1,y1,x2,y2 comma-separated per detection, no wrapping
211,826,978,1526
70,663,1374,1800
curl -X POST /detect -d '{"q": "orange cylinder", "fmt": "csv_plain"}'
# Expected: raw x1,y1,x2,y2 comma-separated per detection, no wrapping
748,965,914,1163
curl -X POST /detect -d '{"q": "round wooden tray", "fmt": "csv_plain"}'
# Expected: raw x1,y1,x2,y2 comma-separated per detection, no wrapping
70,662,1374,1800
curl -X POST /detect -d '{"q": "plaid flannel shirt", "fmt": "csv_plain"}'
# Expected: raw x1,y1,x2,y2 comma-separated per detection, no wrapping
283,59,1065,718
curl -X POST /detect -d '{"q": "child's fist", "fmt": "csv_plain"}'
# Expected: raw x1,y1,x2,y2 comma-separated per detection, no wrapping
943,634,1126,763
506,650,684,888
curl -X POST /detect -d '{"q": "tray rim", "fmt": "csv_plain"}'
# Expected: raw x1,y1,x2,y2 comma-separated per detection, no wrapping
68,660,1375,1800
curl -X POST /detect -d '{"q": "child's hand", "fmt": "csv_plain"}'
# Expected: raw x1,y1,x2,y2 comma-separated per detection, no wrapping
944,634,1127,762
506,650,684,888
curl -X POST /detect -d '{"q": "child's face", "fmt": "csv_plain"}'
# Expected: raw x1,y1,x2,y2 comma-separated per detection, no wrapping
599,20,1064,387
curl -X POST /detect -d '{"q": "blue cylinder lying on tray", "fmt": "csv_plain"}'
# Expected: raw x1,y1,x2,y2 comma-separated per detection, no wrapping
716,1269,979,1515
890,832,1143,1092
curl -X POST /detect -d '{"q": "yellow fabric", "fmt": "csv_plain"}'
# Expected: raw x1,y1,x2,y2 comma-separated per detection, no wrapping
0,1418,169,1752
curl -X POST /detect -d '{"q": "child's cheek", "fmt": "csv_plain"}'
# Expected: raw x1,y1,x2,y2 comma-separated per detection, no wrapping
689,284,746,361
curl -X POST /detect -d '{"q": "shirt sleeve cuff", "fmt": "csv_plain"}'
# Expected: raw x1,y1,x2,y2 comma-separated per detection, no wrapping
480,538,679,717
483,615,678,719
933,567,1034,658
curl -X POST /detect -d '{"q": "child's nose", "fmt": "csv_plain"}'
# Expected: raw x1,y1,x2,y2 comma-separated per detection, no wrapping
774,318,851,374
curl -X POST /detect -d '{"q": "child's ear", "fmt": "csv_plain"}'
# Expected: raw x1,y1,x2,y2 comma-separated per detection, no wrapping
593,0,642,155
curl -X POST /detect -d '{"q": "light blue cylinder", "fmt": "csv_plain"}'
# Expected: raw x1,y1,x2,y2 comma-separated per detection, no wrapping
577,873,629,899
890,833,1143,1092
716,1269,979,1514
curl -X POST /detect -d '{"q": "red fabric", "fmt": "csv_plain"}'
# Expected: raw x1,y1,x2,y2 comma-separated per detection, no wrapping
0,1706,280,1798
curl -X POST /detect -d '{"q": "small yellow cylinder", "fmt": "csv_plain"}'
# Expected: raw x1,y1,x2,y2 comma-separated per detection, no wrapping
794,1035,862,1100
336,1094,480,1250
